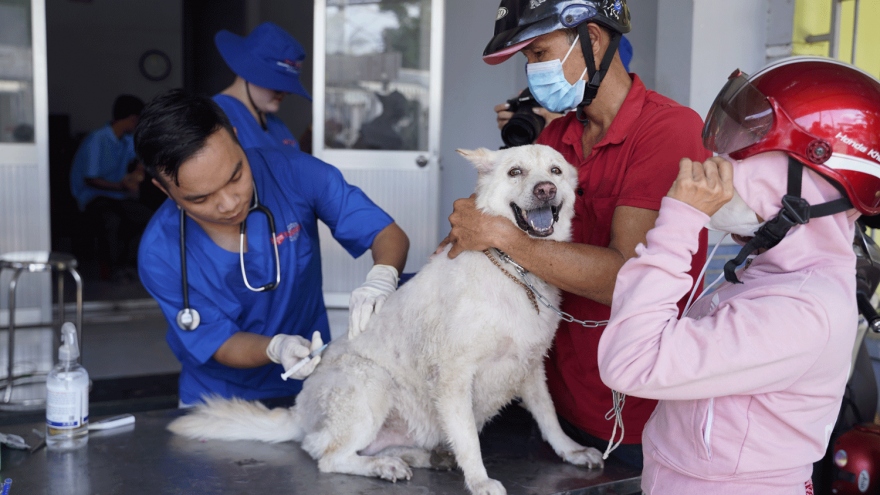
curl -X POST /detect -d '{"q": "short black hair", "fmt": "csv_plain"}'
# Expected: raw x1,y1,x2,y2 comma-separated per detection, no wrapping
112,94,145,121
134,89,238,186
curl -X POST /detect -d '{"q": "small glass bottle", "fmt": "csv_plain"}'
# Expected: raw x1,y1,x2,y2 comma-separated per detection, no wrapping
46,322,89,450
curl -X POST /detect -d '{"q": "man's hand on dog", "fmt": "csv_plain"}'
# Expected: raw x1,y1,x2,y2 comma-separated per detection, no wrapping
440,195,524,259
667,156,734,217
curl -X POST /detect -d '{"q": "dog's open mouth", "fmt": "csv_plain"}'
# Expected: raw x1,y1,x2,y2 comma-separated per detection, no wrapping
511,202,560,237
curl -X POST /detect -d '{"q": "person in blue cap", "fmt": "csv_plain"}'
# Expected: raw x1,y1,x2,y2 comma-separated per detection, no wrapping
214,21,310,152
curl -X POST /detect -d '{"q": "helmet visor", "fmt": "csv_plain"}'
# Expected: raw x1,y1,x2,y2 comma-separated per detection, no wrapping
702,70,775,154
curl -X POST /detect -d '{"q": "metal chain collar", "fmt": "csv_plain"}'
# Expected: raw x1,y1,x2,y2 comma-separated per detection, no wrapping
483,250,539,314
491,249,609,328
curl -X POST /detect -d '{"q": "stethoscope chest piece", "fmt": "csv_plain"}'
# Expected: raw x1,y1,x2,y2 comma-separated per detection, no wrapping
176,307,200,331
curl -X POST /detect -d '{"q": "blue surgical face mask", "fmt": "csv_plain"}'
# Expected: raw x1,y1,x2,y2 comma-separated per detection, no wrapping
526,35,588,113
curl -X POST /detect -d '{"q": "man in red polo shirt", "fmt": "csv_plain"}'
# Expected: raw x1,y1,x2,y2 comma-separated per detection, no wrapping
445,0,709,468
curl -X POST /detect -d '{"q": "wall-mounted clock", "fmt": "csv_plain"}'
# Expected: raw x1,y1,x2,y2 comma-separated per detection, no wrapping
139,49,171,82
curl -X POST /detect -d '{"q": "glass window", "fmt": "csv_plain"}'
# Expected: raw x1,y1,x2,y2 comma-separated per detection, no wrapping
0,0,34,143
324,0,430,151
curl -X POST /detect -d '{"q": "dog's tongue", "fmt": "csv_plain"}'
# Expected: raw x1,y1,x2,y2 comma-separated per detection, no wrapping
527,206,555,231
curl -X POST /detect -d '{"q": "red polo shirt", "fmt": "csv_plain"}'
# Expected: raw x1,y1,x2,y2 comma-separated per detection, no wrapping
537,74,710,444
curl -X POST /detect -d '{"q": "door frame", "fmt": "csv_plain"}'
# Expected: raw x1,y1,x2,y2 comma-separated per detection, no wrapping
0,0,51,326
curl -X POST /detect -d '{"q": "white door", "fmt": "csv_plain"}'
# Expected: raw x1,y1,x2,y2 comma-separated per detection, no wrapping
0,0,53,391
313,0,444,308
0,0,51,325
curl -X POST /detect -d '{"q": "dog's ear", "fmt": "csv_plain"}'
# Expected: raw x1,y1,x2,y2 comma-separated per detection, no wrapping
456,148,495,175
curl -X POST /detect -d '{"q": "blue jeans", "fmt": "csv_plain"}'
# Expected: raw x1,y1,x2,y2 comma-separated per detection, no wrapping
557,415,644,469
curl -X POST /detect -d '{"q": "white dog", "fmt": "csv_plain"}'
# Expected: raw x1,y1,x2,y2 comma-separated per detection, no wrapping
167,144,604,495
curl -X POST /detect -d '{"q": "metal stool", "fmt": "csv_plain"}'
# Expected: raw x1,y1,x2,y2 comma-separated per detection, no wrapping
0,251,82,410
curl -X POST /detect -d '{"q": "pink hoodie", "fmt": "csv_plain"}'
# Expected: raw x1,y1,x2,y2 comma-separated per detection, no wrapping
598,152,859,494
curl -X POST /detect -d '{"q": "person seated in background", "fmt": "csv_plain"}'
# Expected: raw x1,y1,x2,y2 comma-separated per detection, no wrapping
69,94,153,283
213,21,310,153
134,89,409,407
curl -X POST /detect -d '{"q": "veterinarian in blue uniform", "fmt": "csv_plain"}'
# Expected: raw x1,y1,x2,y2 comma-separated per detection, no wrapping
213,21,308,153
135,90,408,406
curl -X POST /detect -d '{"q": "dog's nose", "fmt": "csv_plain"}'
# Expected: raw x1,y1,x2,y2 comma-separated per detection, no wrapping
533,181,557,202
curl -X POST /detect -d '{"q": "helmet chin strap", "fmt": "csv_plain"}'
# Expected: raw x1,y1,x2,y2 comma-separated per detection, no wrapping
245,82,269,131
723,156,853,284
575,22,622,122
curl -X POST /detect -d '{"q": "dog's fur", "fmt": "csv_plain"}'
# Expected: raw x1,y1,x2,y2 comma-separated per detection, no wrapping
167,144,603,495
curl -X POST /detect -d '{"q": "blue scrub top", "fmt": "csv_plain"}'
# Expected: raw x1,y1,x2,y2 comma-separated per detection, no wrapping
213,94,300,152
138,147,393,404
69,124,136,211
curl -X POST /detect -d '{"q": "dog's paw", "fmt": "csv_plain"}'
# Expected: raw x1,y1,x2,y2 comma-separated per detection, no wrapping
562,447,604,469
372,456,412,483
429,448,457,471
468,478,506,495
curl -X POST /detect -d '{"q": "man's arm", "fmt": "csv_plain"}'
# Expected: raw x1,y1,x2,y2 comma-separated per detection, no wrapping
369,222,409,274
346,221,410,339
85,173,142,193
446,199,656,306
80,135,143,193
214,331,321,381
213,333,272,368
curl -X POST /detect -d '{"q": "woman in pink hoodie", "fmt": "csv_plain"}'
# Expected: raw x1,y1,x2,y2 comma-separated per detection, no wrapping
597,57,880,494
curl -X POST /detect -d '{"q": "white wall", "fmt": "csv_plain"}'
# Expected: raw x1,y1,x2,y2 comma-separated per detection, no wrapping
690,0,768,118
656,0,773,119
438,0,526,240
627,0,659,89
46,0,183,135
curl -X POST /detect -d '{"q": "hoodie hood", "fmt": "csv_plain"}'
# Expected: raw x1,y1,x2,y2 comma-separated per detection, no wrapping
730,151,858,275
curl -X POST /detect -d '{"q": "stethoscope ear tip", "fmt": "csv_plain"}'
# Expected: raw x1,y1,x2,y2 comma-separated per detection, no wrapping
177,308,201,331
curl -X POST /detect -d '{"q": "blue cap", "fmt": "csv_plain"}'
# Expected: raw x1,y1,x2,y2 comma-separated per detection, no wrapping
215,22,312,101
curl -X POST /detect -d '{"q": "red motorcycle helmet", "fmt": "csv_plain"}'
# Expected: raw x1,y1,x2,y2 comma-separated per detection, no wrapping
831,423,880,494
702,57,880,216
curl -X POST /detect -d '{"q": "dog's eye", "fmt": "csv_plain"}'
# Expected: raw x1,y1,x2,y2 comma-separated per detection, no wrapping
508,168,522,177
550,166,562,175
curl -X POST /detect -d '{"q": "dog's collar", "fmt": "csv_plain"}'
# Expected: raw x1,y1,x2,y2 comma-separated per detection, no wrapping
487,248,610,330
483,249,539,314
492,248,528,276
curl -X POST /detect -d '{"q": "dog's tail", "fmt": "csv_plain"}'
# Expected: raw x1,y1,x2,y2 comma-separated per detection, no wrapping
167,396,304,443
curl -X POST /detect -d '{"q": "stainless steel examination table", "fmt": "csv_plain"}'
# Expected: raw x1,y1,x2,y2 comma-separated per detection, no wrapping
0,405,641,494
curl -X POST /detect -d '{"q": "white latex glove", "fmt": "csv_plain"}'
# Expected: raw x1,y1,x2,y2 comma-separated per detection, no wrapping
266,331,324,380
348,264,399,339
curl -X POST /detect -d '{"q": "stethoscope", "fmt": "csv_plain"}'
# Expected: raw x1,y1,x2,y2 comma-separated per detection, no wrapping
176,184,281,331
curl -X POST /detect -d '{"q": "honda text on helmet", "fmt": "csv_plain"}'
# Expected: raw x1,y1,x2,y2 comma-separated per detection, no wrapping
483,0,630,117
702,57,880,283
